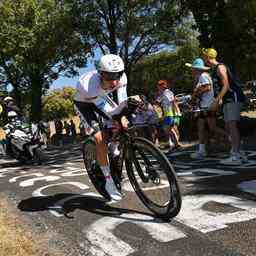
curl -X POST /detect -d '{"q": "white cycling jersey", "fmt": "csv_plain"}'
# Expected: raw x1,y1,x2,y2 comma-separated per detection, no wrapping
74,70,128,118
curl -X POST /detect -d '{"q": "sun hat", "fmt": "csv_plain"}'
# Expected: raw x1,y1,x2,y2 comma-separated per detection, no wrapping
202,48,217,59
185,58,210,70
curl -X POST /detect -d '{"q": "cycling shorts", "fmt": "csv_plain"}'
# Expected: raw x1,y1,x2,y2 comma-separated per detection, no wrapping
74,101,110,133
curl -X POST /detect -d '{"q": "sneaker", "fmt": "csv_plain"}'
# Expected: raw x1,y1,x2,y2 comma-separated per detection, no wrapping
190,151,206,159
220,155,242,165
239,151,248,163
105,175,122,201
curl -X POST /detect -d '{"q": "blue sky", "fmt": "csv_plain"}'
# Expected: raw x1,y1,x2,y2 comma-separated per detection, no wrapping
51,49,101,90
51,67,89,90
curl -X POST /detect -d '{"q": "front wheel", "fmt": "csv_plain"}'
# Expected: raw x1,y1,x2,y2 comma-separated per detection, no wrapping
125,137,182,221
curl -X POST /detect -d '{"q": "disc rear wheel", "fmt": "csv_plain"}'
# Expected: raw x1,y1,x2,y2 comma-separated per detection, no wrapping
82,138,110,199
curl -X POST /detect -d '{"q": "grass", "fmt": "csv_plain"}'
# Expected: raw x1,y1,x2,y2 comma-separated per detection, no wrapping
0,198,61,256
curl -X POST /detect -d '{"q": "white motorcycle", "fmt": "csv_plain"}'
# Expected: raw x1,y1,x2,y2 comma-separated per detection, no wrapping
4,111,46,165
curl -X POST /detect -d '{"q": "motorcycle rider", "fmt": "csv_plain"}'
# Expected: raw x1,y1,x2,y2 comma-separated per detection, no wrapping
1,96,21,125
74,54,129,201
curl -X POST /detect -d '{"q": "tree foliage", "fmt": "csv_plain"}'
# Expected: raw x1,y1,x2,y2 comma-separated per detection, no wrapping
130,41,200,99
42,87,76,121
0,0,91,120
74,0,189,80
184,0,256,80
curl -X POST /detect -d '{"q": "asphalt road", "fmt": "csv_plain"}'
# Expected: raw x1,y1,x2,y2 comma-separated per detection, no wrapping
1,143,256,256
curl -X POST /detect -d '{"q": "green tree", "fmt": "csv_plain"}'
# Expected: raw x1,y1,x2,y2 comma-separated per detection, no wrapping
0,0,91,121
130,41,200,98
184,0,256,80
75,0,189,80
42,87,76,121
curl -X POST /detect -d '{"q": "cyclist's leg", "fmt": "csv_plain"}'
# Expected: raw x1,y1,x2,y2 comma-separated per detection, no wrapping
75,101,122,200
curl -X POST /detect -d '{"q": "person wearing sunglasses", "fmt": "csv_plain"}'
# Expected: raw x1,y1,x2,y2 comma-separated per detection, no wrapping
74,54,128,201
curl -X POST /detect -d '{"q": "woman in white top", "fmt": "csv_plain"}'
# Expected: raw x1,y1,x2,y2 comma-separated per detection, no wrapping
186,58,226,159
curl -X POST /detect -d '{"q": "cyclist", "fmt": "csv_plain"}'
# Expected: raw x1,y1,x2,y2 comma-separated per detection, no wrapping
0,96,21,125
74,54,129,201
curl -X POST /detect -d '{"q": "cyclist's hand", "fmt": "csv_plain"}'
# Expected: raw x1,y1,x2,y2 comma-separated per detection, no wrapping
127,95,143,111
121,116,129,129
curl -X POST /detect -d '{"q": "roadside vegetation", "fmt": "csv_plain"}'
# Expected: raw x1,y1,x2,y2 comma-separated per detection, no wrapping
0,198,61,256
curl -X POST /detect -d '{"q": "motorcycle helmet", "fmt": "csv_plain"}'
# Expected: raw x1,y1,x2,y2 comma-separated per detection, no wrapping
7,111,18,118
4,96,14,103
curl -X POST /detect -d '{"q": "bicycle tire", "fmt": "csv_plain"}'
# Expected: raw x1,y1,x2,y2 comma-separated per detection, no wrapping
82,138,110,200
125,137,182,220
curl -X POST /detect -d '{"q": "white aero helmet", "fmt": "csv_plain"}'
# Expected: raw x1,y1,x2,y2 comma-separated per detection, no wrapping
4,96,14,102
98,54,124,73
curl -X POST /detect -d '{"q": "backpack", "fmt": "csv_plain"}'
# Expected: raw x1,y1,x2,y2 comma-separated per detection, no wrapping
213,64,246,103
226,66,246,103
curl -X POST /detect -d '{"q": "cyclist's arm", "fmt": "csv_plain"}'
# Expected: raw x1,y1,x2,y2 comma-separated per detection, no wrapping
116,73,128,104
117,84,128,104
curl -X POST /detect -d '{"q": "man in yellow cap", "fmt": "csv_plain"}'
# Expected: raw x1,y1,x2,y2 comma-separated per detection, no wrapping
202,48,247,164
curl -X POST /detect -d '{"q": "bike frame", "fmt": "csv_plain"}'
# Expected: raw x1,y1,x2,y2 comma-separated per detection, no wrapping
105,123,151,183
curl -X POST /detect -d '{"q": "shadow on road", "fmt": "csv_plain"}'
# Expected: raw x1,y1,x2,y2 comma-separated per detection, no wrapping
18,193,157,221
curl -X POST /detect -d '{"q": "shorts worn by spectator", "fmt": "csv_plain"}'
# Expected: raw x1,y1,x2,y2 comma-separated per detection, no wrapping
155,80,180,151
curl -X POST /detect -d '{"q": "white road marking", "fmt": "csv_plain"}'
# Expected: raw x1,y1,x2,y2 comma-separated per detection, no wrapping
19,176,60,187
9,173,44,183
238,180,256,194
177,194,256,233
122,178,170,192
32,182,89,197
84,213,186,256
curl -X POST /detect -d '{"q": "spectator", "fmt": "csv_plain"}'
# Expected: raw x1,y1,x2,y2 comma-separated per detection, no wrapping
202,48,247,164
70,120,77,137
131,95,159,142
55,119,63,134
64,120,71,136
54,119,63,145
155,80,180,151
186,57,227,159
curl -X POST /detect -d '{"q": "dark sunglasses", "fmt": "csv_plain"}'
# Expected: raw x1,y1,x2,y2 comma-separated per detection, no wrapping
101,71,124,81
